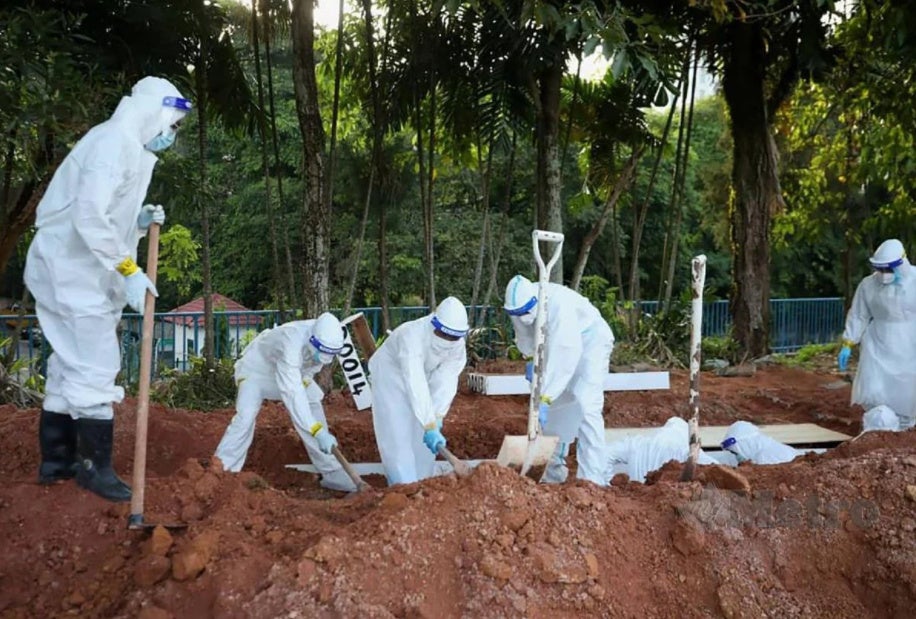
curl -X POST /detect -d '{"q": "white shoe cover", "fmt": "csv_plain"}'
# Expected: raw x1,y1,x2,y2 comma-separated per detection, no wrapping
541,461,569,484
319,468,358,492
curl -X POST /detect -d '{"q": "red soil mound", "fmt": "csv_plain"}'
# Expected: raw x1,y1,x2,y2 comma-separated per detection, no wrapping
2,365,914,618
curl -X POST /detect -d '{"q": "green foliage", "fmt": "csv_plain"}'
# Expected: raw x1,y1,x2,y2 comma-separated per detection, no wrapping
152,355,236,411
158,225,202,299
702,334,740,364
0,337,44,407
772,342,841,370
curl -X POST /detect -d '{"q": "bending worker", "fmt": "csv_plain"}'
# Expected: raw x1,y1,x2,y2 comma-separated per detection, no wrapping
368,297,468,485
721,421,799,465
838,238,916,430
503,274,615,486
606,417,717,483
214,313,356,492
25,76,191,502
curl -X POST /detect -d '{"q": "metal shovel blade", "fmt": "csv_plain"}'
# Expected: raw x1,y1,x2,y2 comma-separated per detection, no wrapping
128,514,188,532
496,435,559,469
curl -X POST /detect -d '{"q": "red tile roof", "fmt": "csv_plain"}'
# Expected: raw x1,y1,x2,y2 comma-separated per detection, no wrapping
165,293,263,327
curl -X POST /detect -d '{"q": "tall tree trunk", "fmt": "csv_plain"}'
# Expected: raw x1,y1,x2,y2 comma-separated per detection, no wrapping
262,0,297,310
425,82,437,308
343,165,374,315
723,21,784,358
324,0,345,231
251,0,284,312
535,61,564,282
469,135,494,325
658,49,691,306
628,85,679,302
478,132,517,328
196,6,215,368
663,49,699,307
360,0,391,330
570,148,643,290
291,0,329,315
0,129,55,290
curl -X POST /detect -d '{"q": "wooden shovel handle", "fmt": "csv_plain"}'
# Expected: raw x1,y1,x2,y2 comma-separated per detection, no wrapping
331,445,371,492
130,223,160,523
438,445,471,477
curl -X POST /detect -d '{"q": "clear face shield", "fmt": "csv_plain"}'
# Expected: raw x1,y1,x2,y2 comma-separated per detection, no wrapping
430,316,466,354
505,296,537,326
145,97,192,152
720,437,746,463
309,335,341,366
872,256,904,285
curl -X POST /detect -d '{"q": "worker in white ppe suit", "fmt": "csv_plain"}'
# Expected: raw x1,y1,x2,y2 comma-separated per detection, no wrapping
24,76,191,503
504,274,615,486
605,417,718,483
368,297,468,485
862,404,901,433
214,313,356,492
838,239,916,430
721,421,799,465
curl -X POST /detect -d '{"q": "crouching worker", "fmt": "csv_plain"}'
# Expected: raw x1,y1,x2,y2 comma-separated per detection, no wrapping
214,313,356,492
720,421,799,465
606,417,717,483
368,297,468,485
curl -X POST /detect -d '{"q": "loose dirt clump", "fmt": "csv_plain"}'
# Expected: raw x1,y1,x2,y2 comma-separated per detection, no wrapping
1,365,914,617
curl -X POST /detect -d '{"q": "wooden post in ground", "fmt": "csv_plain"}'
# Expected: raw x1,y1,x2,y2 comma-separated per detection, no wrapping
680,254,707,482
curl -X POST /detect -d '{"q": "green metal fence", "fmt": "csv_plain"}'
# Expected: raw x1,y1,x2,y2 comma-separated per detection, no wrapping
1,298,845,385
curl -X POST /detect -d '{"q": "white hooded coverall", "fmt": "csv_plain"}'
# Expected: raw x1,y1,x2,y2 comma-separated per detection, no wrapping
214,321,351,490
842,261,916,430
606,417,717,483
722,421,799,465
510,283,615,486
24,78,185,420
368,316,466,485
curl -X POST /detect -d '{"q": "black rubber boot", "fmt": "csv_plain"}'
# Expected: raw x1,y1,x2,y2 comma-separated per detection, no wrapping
38,410,79,484
75,418,132,503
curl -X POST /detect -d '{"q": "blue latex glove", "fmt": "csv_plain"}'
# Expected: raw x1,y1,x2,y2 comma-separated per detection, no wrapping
838,346,851,371
538,401,550,428
525,361,534,382
137,204,165,230
123,269,158,313
423,428,447,454
314,427,338,454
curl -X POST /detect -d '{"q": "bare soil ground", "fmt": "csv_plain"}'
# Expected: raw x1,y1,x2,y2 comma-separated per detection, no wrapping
2,363,915,618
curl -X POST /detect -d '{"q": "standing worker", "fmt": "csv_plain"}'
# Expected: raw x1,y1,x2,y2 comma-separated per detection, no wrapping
838,238,916,430
503,274,615,486
25,77,192,502
368,297,469,485
214,313,356,492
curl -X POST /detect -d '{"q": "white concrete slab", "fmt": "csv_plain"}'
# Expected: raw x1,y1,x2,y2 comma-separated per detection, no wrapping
466,371,670,396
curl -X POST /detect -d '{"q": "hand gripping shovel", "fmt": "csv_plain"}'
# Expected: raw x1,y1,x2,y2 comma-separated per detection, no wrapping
519,229,564,478
128,224,186,531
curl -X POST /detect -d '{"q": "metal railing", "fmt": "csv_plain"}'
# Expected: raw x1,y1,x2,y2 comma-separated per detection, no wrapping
1,298,845,383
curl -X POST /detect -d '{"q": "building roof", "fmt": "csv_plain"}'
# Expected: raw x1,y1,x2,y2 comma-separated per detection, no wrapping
165,293,263,327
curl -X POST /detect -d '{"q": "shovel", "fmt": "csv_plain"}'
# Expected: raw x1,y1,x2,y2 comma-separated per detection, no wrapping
518,229,564,477
127,223,186,532
438,445,471,477
331,445,372,492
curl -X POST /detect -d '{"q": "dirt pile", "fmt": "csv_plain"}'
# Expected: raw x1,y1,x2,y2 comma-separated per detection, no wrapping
1,366,914,618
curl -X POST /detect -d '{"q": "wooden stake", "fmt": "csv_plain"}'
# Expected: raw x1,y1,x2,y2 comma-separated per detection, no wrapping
680,254,707,482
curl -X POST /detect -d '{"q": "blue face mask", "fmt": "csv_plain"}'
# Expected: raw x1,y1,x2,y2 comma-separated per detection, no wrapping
145,130,176,152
